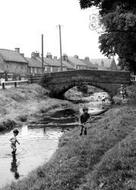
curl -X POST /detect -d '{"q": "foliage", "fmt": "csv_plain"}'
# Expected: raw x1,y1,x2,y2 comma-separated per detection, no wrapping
80,0,136,72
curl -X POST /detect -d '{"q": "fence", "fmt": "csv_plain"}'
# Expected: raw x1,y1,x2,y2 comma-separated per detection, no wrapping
1,80,28,89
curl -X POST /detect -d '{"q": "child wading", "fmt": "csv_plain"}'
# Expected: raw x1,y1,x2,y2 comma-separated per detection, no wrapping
79,107,90,136
10,129,20,154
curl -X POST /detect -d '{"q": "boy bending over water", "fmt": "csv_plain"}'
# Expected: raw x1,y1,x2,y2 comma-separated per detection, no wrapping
10,129,20,154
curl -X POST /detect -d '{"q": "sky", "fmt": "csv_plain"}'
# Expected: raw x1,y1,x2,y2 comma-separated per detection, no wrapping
0,0,105,59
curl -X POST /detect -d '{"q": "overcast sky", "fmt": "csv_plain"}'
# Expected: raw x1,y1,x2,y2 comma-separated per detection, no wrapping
0,0,105,59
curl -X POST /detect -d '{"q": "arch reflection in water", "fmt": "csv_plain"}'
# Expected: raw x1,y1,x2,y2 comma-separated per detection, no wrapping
10,152,20,180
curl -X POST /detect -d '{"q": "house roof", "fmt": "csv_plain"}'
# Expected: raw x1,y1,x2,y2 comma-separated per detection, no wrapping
54,59,66,68
0,49,28,63
26,57,43,68
81,59,97,69
62,60,75,69
90,58,111,68
68,56,87,66
44,57,61,67
58,59,75,69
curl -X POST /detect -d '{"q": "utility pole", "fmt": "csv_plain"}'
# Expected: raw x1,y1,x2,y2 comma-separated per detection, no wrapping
58,25,63,71
41,34,44,74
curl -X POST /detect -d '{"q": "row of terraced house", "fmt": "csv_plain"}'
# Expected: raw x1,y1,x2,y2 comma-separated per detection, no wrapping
0,48,118,80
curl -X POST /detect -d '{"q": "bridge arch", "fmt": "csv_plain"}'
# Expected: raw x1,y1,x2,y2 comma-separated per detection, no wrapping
40,70,131,98
55,81,113,98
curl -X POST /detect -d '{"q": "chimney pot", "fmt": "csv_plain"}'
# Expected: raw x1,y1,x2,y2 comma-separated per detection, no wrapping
15,48,20,53
54,56,57,59
31,52,39,58
85,57,90,61
46,52,52,59
63,54,68,61
74,55,79,59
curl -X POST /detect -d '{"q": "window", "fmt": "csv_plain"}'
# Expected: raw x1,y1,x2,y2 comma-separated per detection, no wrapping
30,67,33,74
35,68,37,74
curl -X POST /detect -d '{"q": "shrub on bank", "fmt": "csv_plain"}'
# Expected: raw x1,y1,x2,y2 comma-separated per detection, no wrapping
0,119,17,132
126,84,136,104
113,84,136,105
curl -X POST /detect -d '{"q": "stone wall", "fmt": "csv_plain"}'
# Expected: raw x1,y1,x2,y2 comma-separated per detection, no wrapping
40,70,131,97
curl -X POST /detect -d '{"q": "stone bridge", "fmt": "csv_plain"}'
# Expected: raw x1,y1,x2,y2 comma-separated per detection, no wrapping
40,70,131,98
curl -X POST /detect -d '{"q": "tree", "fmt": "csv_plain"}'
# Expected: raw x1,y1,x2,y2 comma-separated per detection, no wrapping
80,0,136,72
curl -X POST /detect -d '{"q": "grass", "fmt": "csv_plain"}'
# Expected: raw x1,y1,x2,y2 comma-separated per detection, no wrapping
0,84,73,131
2,104,136,190
2,84,136,190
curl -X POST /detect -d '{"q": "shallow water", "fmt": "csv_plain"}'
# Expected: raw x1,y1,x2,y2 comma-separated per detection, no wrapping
0,125,62,188
0,91,110,188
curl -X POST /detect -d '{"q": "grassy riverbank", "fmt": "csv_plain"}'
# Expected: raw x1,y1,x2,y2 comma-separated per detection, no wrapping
0,84,73,132
2,84,136,190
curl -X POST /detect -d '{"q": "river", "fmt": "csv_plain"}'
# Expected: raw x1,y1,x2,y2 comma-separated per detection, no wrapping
0,91,111,188
0,126,63,188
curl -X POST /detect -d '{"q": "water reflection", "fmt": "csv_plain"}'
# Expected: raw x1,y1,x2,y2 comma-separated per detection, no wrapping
0,126,63,188
10,152,20,180
65,85,110,104
43,127,46,134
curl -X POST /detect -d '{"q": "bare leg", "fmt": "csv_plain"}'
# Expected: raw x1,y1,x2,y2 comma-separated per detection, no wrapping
84,127,87,135
80,125,84,136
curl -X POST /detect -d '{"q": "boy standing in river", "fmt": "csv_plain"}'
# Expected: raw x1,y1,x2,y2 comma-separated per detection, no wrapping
10,129,20,154
79,107,90,136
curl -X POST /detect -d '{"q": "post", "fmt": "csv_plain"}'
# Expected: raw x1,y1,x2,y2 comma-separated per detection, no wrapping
41,34,44,74
2,82,5,89
59,25,63,71
1,78,5,89
14,82,17,88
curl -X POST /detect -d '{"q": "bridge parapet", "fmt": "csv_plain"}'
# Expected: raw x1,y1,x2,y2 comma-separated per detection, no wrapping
40,70,131,98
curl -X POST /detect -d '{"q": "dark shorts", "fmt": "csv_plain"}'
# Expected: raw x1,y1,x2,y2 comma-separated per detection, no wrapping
11,144,16,150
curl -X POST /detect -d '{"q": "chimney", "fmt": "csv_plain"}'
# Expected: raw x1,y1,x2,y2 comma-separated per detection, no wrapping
35,52,40,57
31,52,39,59
74,55,79,59
46,52,52,59
31,52,36,58
63,54,68,61
84,57,90,62
15,48,20,53
54,56,57,60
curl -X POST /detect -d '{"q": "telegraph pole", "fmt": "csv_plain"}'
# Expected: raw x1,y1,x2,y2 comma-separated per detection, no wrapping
41,34,44,74
58,25,63,71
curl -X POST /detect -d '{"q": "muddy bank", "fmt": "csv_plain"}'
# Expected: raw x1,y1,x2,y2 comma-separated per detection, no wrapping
0,83,112,132
0,84,74,132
